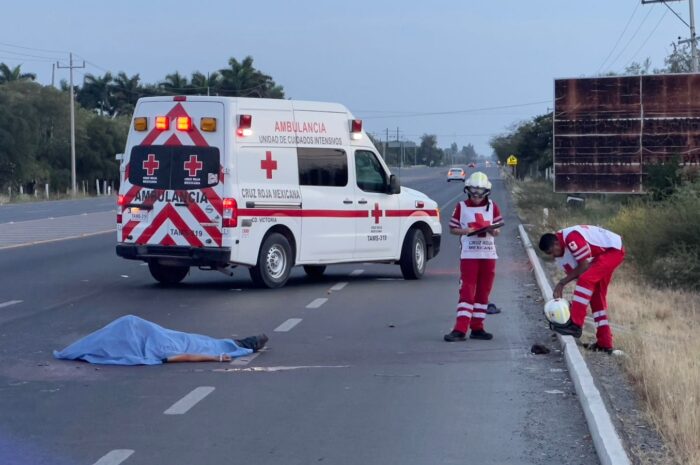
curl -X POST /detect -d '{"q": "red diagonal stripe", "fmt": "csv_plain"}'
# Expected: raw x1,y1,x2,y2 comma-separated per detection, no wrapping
176,190,222,246
135,204,173,245
202,187,223,215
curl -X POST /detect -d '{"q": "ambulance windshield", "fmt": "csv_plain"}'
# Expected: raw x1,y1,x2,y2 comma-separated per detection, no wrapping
129,145,220,190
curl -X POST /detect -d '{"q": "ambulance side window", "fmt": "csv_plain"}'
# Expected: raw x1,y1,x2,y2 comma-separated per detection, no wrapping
355,150,387,193
298,148,348,187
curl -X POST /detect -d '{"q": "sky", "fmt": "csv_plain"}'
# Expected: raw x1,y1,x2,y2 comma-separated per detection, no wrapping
0,0,693,156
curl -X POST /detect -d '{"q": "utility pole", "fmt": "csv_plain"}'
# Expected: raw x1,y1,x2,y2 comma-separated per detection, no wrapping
57,53,85,196
690,0,699,71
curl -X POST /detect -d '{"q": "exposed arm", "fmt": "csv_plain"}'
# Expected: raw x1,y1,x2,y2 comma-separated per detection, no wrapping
165,353,231,363
553,260,591,298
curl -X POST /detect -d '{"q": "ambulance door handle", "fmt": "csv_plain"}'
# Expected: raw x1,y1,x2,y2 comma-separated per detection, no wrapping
358,199,368,204
343,199,354,204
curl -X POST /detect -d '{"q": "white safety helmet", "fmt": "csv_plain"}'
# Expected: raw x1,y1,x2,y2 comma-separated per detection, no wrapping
544,298,571,325
464,171,492,197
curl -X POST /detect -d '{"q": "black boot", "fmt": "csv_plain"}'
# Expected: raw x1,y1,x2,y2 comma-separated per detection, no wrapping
235,334,269,352
584,342,613,354
469,329,493,340
443,330,466,342
549,319,582,338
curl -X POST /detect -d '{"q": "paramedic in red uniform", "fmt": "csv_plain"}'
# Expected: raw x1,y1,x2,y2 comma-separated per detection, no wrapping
444,172,503,342
538,225,625,353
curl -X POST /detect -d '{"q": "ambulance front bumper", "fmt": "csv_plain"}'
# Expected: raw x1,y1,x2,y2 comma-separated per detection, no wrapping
116,244,231,266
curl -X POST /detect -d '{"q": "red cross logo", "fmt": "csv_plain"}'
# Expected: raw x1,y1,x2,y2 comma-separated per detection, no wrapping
468,213,491,237
261,151,278,179
371,203,383,224
142,153,160,176
184,154,203,177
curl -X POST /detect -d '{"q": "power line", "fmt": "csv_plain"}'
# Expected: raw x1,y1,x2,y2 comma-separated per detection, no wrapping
359,100,551,119
598,1,641,73
0,41,68,55
608,5,656,70
0,47,63,61
628,9,669,65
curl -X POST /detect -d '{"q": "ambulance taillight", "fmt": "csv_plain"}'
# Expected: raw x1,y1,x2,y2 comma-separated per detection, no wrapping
350,119,363,140
237,114,252,137
177,116,192,131
117,195,125,224
155,116,169,131
222,198,238,228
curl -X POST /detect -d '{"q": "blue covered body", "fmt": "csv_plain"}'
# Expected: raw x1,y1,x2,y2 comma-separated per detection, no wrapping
54,315,252,365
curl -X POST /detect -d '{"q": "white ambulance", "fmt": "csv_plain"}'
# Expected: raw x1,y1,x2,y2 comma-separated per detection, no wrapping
116,96,442,288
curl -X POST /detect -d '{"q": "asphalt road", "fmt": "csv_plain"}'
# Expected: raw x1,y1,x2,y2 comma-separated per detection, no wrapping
0,166,599,465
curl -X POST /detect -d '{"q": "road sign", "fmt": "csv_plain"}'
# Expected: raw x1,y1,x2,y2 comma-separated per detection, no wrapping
507,155,518,166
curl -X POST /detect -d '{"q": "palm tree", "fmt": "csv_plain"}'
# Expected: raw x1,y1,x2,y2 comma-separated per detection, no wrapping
78,72,114,115
160,71,189,94
110,72,142,116
218,56,284,98
0,63,36,84
190,71,221,95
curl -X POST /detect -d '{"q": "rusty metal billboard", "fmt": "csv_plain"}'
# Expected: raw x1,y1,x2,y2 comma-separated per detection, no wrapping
553,74,700,193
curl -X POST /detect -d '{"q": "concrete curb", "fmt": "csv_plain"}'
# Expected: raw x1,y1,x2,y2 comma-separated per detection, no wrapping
518,224,631,465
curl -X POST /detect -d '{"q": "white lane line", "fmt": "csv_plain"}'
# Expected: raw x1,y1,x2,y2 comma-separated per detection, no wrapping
306,298,328,308
92,449,134,465
275,318,302,332
163,386,215,415
330,282,348,292
350,269,364,276
231,351,262,366
0,300,22,309
440,190,466,210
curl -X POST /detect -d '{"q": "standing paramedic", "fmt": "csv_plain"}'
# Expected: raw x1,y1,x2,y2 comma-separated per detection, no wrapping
538,225,625,353
444,172,503,342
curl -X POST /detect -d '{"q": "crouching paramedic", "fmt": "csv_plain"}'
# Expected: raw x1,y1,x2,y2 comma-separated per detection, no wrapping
444,172,503,342
538,225,625,353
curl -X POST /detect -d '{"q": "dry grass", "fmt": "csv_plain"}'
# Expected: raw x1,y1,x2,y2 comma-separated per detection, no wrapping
511,175,700,465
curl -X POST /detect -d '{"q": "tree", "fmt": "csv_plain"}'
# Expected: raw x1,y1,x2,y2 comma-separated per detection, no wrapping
418,134,444,166
219,56,285,98
663,43,693,73
0,63,36,84
461,144,478,162
160,71,189,94
190,71,221,95
78,73,114,116
111,72,142,117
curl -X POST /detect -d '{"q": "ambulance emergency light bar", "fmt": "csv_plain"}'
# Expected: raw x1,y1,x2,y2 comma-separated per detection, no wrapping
133,116,217,132
350,119,363,140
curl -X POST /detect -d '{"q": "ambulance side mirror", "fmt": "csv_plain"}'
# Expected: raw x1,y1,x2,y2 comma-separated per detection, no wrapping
388,174,401,195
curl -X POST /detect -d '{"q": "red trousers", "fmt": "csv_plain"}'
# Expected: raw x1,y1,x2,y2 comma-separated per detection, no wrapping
453,258,496,333
570,248,625,349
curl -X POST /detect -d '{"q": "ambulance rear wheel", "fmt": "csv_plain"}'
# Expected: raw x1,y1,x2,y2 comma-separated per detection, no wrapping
148,261,189,285
400,228,426,280
250,233,292,288
303,265,326,279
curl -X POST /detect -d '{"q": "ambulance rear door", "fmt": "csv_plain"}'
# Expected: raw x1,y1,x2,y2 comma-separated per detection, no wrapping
120,99,226,249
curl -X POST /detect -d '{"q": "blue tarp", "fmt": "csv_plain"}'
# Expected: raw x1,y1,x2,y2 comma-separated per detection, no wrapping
53,315,253,365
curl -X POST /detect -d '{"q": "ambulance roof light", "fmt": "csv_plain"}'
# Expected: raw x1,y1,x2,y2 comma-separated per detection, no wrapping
176,116,192,131
173,96,187,101
350,119,363,140
133,117,148,131
155,116,169,131
200,117,217,132
237,114,252,137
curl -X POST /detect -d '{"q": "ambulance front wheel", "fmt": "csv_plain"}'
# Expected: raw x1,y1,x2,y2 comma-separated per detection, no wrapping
249,233,293,288
148,261,189,285
400,228,426,280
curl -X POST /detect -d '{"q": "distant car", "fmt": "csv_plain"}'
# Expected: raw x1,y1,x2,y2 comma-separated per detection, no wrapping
468,162,476,168
447,167,466,182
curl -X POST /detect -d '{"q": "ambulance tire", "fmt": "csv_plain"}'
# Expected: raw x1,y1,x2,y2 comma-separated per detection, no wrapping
303,265,327,279
148,261,189,285
400,228,426,280
249,233,293,288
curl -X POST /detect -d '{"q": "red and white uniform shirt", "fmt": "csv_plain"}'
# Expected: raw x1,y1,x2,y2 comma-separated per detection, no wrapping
555,225,623,273
450,199,502,260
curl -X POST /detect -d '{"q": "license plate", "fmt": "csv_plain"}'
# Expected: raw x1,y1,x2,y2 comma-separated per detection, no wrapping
129,208,149,222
